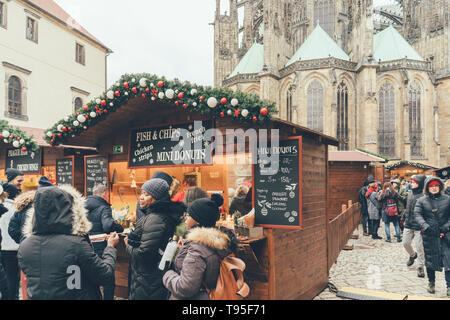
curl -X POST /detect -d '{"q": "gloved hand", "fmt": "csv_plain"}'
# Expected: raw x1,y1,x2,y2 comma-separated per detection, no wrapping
127,231,141,248
0,204,8,217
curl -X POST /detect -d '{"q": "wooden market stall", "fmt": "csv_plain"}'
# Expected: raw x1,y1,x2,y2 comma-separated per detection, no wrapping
45,74,339,300
386,160,438,181
328,150,385,220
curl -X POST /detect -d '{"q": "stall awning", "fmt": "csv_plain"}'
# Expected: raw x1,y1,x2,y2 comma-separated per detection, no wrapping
328,150,386,163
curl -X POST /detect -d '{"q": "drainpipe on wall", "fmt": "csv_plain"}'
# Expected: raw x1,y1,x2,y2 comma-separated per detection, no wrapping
105,49,113,89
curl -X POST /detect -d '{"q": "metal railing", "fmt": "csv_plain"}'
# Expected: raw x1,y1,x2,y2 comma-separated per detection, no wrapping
327,201,361,272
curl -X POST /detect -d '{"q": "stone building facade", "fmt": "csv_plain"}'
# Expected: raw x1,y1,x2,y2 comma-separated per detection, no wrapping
214,0,449,167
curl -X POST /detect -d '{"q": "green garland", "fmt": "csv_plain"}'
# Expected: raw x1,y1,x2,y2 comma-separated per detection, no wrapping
385,160,430,170
0,120,39,151
44,73,277,147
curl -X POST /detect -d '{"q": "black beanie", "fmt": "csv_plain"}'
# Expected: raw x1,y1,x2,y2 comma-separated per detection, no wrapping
188,194,224,228
151,171,173,187
38,176,54,188
6,168,24,182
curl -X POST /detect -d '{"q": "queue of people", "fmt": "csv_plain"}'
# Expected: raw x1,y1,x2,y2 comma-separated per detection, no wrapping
0,168,241,300
359,174,450,296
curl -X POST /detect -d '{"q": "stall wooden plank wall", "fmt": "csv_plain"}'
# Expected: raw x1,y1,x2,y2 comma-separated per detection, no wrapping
327,162,371,220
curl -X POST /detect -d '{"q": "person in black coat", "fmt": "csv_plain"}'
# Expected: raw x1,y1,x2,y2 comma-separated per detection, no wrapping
125,178,185,300
414,177,450,295
358,176,374,236
85,184,123,300
17,184,119,300
401,174,426,277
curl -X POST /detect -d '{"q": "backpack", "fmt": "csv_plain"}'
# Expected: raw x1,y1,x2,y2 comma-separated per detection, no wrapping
384,198,398,217
205,254,250,300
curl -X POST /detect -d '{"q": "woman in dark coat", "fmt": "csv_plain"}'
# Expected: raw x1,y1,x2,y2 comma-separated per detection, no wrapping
126,178,185,300
162,194,237,300
17,185,119,300
378,182,402,243
414,177,450,295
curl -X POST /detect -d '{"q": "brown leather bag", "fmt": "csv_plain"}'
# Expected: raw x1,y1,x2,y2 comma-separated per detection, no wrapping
205,254,250,300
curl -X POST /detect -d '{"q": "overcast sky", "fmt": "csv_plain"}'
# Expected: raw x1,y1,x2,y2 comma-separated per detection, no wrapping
54,0,398,88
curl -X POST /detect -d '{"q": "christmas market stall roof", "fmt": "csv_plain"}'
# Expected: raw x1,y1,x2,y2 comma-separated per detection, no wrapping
0,120,38,152
44,74,339,148
328,150,386,163
385,160,439,171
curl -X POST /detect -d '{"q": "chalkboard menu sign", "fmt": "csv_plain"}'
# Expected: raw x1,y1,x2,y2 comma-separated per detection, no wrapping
84,155,108,196
253,136,302,229
56,157,74,186
128,120,213,168
5,148,41,174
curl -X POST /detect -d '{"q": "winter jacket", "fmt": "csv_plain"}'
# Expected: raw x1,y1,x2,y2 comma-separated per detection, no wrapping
229,194,252,216
17,185,117,300
85,195,123,236
8,191,35,244
127,196,185,300
413,177,450,272
403,174,426,231
0,199,19,251
0,256,8,300
358,185,369,216
162,227,233,300
366,187,381,220
379,189,400,223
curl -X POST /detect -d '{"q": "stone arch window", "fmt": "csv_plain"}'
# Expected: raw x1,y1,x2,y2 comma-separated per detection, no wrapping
8,76,22,116
286,87,293,122
307,80,323,133
409,81,422,157
378,82,396,157
337,82,349,150
314,0,335,38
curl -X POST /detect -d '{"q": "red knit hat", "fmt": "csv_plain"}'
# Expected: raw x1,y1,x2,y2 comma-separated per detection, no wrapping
428,180,441,188
411,179,419,185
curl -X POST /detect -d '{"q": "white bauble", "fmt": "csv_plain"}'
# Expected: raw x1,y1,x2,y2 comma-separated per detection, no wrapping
241,109,249,118
12,140,20,148
165,89,175,99
193,102,197,107
158,92,165,99
20,139,25,145
207,97,218,108
57,124,64,132
90,112,97,118
64,116,70,122
110,103,114,107
131,78,136,83
227,110,233,116
151,97,156,101
231,98,239,107
77,115,86,123
4,139,8,144
73,120,80,127
83,126,87,129
96,98,101,104
139,78,147,87
150,83,154,87
46,131,52,137
106,90,115,99
2,130,10,138
190,89,198,95
124,92,129,96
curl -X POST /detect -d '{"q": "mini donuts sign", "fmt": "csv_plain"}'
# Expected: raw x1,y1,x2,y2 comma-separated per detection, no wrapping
128,120,214,168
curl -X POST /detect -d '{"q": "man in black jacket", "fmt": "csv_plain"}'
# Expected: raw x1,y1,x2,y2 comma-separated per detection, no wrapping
358,176,373,236
401,174,426,277
86,184,123,300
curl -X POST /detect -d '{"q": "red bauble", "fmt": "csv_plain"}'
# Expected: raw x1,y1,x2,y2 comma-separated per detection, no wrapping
260,107,268,116
132,87,138,93
115,91,120,97
17,137,21,140
104,109,108,113
68,127,72,131
21,147,27,152
142,94,146,98
0,134,3,139
85,115,89,119
174,101,179,106
146,88,150,93
51,139,55,143
199,96,204,101
253,116,258,121
220,112,225,118
178,92,184,100
123,82,129,89
157,81,164,88
62,127,67,132
83,106,88,111
183,104,187,109
220,98,227,104
101,100,107,106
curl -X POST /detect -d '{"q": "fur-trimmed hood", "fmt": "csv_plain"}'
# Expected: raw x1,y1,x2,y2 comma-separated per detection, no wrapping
23,185,92,238
423,176,445,197
13,190,36,212
186,227,230,251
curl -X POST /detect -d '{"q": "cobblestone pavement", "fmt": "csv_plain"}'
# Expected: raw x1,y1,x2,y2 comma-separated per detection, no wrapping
314,222,450,300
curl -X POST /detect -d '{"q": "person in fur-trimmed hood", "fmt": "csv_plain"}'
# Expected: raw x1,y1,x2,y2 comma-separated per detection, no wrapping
162,194,237,300
414,176,450,296
17,185,119,300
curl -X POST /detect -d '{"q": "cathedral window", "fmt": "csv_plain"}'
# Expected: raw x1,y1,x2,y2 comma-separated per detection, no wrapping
378,82,396,157
337,82,349,150
314,0,335,37
286,88,293,122
307,80,324,133
409,82,422,157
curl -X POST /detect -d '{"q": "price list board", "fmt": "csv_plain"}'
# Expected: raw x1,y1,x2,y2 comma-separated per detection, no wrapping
253,136,302,229
56,157,74,186
84,155,108,196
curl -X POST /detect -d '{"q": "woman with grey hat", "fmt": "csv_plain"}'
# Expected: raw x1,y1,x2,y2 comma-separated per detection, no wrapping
126,177,186,300
162,194,237,300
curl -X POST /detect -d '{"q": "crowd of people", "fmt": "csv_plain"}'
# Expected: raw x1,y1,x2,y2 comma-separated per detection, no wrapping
0,168,244,300
358,174,450,296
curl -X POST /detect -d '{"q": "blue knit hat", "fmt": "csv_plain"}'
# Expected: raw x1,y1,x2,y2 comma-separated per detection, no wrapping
141,178,169,200
151,171,173,187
